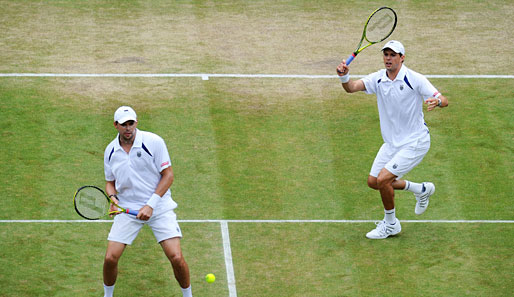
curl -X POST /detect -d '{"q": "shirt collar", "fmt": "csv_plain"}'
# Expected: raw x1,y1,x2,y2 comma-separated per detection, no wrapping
114,128,141,150
133,129,142,148
382,64,407,82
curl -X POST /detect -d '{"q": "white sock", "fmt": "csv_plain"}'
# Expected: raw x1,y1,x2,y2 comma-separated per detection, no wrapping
384,208,396,224
404,181,424,194
181,285,193,297
103,284,115,297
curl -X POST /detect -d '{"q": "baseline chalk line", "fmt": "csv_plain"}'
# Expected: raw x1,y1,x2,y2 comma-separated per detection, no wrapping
0,73,512,79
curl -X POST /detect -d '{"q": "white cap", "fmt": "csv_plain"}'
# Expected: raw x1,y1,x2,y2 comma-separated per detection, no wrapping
382,40,405,55
114,106,137,124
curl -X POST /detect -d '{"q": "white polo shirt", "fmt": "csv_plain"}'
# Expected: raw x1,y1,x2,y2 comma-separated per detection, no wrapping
104,129,177,215
362,64,441,148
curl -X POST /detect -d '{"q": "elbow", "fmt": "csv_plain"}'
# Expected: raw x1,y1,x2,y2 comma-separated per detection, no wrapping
342,85,354,93
167,172,174,185
342,82,359,93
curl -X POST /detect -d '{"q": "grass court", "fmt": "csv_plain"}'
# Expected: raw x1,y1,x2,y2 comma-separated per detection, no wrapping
0,1,513,296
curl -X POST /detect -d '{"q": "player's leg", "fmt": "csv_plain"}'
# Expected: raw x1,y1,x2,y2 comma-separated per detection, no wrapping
103,214,144,296
367,175,379,190
366,145,402,239
373,171,432,210
376,168,397,211
368,175,406,191
103,241,126,286
150,211,192,297
161,238,191,290
386,134,434,214
368,144,401,218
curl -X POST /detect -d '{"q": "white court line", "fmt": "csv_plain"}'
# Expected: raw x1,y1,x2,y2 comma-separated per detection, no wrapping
0,73,513,79
1,219,513,223
220,221,238,297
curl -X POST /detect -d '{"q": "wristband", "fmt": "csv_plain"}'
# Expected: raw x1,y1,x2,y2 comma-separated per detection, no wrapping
108,194,118,200
437,98,442,107
146,193,161,209
339,74,350,83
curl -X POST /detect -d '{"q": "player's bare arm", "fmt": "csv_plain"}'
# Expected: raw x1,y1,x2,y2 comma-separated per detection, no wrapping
105,180,119,214
155,167,174,197
137,167,174,221
336,60,366,93
425,94,449,111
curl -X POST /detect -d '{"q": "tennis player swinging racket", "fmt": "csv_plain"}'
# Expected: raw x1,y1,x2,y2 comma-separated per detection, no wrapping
335,8,449,240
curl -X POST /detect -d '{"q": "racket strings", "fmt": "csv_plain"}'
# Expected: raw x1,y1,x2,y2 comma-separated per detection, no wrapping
365,9,396,43
75,188,110,219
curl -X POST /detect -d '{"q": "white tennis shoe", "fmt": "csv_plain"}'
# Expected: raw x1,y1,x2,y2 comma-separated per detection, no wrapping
366,219,401,239
415,182,435,215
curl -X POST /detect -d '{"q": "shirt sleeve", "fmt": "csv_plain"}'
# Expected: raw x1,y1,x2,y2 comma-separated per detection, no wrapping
361,70,382,95
153,136,172,172
104,145,115,181
416,74,440,101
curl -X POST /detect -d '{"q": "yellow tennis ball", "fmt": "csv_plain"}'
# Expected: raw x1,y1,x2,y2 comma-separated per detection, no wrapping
205,273,216,283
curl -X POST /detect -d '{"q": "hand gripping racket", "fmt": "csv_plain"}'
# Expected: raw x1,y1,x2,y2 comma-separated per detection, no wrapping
73,185,138,220
345,7,397,66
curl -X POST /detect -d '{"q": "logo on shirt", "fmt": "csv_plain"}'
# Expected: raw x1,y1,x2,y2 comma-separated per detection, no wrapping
393,164,398,169
400,85,404,91
161,161,170,168
137,151,141,157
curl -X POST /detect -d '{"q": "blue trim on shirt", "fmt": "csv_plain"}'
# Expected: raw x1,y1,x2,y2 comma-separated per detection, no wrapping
108,147,115,162
142,143,152,157
403,75,413,90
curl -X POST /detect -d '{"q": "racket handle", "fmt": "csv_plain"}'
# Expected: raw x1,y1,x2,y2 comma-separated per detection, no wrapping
346,53,357,65
126,209,138,216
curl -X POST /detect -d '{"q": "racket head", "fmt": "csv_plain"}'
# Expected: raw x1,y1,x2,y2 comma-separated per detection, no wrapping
364,7,397,43
74,185,110,220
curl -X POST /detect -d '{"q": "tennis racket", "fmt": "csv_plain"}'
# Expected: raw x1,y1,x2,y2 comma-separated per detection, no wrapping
344,7,397,66
73,185,138,220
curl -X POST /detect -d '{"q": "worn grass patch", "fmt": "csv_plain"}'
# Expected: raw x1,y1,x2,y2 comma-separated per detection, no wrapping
0,0,512,74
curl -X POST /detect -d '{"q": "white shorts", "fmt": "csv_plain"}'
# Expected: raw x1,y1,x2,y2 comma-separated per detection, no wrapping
107,210,182,245
369,133,430,179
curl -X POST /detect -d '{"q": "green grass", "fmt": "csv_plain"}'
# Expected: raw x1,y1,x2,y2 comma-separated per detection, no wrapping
231,223,514,297
0,1,513,296
0,222,228,297
1,76,512,297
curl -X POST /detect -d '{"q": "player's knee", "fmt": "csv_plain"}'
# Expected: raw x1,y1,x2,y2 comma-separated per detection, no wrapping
367,176,379,190
167,251,184,265
104,252,121,265
376,175,393,189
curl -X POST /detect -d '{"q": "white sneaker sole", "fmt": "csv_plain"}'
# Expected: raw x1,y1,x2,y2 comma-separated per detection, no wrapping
366,230,401,239
365,220,402,239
